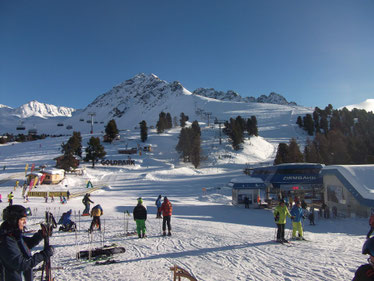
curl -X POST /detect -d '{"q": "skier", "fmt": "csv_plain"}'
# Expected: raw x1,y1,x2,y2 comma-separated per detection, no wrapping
352,236,374,280
133,198,147,238
367,209,374,239
160,196,173,236
89,204,103,232
308,208,316,225
7,192,14,206
58,209,76,232
290,201,305,240
274,199,294,243
155,195,162,218
0,193,2,203
82,193,94,215
0,205,54,281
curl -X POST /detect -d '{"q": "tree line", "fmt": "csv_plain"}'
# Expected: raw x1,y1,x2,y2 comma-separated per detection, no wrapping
276,105,374,165
223,116,258,150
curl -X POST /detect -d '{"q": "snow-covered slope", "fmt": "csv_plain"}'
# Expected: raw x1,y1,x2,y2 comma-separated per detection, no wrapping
0,124,367,281
343,99,374,112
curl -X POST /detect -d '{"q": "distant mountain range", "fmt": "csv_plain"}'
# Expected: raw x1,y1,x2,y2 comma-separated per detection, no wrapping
0,73,371,135
0,100,75,119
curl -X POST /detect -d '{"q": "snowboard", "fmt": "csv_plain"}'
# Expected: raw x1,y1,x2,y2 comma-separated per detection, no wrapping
77,244,126,260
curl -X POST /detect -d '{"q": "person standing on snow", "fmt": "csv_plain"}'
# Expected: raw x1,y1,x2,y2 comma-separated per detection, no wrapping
160,196,173,236
0,205,54,281
290,201,305,240
274,199,294,243
89,204,103,233
353,236,374,280
7,192,14,206
155,195,162,218
82,193,94,215
133,198,147,238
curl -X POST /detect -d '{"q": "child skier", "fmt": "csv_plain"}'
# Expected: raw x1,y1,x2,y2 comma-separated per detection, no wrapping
274,200,294,243
155,195,162,218
290,201,305,240
133,198,147,238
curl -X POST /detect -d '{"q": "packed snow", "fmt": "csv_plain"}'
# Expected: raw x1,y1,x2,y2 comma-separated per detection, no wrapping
0,123,368,281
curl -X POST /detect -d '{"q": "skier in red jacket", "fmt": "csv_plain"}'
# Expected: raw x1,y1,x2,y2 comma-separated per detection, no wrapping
160,197,172,236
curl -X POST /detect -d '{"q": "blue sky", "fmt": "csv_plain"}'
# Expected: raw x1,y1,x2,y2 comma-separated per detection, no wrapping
1,0,373,109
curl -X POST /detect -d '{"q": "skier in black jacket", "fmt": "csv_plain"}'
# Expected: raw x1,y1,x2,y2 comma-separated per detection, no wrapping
353,237,374,280
0,205,54,281
133,198,147,238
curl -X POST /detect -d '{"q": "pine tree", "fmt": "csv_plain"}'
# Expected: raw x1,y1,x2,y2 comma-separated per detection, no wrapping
250,116,258,136
303,114,315,136
104,119,119,142
180,113,188,128
287,138,304,163
190,130,201,168
304,139,322,163
157,112,167,133
274,143,288,165
84,137,106,168
296,116,303,127
140,120,148,142
166,113,172,129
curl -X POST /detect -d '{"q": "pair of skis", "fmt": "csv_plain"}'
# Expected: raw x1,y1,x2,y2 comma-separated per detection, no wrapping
40,211,56,281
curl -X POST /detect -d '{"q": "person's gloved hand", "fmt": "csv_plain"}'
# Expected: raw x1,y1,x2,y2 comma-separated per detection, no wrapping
274,215,279,221
41,245,54,259
39,224,53,238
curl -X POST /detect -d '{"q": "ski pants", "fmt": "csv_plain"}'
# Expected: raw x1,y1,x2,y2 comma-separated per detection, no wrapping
276,223,285,240
90,216,101,231
292,221,303,238
83,203,90,214
162,216,171,232
135,219,146,236
157,208,162,218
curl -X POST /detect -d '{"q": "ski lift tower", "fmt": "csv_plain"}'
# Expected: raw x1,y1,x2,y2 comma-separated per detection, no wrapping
214,119,225,145
205,112,212,127
88,112,96,134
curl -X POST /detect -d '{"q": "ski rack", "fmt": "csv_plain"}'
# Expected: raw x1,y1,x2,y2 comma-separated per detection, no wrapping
169,265,197,281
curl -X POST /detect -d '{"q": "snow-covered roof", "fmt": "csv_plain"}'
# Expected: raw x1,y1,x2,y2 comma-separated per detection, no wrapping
321,165,374,207
43,169,65,175
26,172,43,177
230,176,264,184
229,176,266,189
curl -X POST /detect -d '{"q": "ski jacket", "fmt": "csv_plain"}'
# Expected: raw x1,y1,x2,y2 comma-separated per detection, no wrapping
369,215,374,227
82,195,93,205
352,263,374,281
290,205,304,223
155,197,162,208
160,200,172,217
0,222,45,281
7,194,13,201
273,205,291,224
59,210,72,225
133,204,147,220
91,205,103,217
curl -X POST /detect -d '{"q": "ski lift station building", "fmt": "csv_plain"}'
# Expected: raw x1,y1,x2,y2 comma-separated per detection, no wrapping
230,176,266,207
321,165,374,218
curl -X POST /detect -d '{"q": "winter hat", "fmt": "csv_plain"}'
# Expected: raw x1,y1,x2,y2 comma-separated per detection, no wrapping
164,196,168,201
3,205,29,226
137,197,143,204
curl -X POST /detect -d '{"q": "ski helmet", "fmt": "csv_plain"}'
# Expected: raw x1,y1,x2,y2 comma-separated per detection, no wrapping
362,237,374,256
137,197,143,204
2,205,29,226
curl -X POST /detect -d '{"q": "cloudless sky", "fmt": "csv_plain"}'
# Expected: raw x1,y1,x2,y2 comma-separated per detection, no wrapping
1,0,373,109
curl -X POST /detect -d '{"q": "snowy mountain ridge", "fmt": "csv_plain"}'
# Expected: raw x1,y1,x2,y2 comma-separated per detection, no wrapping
193,88,297,106
0,100,76,119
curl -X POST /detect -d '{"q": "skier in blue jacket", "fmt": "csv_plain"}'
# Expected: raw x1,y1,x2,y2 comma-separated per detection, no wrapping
290,201,305,240
155,195,162,218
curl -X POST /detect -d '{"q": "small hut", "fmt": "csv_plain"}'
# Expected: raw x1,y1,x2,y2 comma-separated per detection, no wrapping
42,169,65,184
230,176,266,207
